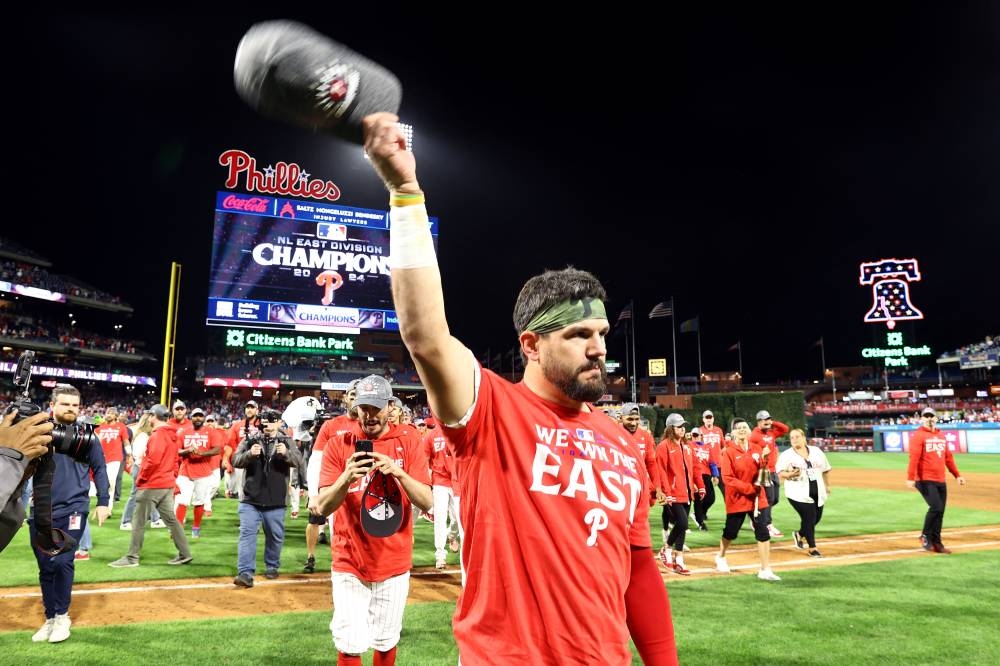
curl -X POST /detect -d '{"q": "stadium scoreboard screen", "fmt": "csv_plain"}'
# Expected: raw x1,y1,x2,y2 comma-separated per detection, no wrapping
206,192,439,335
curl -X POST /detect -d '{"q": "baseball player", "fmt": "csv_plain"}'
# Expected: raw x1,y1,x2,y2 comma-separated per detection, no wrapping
310,375,431,666
304,380,360,573
423,419,459,569
361,112,676,665
749,409,790,537
174,408,222,538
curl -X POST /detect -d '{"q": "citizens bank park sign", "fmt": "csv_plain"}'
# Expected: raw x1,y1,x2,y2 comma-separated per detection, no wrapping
857,257,932,367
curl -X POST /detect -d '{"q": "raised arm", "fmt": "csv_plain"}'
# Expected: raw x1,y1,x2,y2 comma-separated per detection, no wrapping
362,113,476,425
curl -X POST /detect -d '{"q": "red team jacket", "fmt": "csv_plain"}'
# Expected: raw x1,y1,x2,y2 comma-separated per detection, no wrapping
907,426,961,483
750,420,789,472
719,441,769,514
654,437,704,504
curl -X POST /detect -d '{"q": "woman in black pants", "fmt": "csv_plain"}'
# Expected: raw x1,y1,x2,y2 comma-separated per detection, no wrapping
776,429,832,557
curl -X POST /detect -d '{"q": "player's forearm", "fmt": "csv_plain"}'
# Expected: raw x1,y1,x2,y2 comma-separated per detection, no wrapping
397,474,433,512
315,477,351,516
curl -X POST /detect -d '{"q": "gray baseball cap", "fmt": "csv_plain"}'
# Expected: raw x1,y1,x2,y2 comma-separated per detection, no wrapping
353,375,393,410
665,413,687,427
147,404,170,419
921,407,937,417
756,410,772,421
190,408,206,417
621,402,640,416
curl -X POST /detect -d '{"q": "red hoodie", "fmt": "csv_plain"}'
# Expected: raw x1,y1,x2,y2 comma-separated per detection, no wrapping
137,426,182,489
907,426,961,483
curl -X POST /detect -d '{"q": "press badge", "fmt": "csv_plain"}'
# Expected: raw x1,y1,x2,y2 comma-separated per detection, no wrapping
69,514,81,530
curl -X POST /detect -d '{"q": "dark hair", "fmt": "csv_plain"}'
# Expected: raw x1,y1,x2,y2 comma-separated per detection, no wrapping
732,418,748,428
512,266,607,333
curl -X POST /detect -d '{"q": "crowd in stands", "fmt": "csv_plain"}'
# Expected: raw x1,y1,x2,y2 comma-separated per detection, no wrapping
0,312,147,355
940,335,999,359
196,354,420,385
0,259,128,305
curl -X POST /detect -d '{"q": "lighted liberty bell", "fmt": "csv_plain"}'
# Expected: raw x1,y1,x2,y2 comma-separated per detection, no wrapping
859,258,925,330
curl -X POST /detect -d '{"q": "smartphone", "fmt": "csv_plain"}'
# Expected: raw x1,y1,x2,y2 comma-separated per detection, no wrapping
355,439,374,465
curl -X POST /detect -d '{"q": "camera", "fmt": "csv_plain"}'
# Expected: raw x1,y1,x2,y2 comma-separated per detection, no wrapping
5,351,97,463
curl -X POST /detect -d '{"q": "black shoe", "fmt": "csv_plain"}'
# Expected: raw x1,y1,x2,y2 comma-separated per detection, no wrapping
793,531,805,550
234,572,254,588
303,557,316,574
808,549,823,558
264,568,279,579
697,522,708,531
318,532,329,545
920,534,933,551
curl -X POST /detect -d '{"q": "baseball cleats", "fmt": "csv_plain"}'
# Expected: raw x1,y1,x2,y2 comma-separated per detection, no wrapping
793,531,805,550
234,572,254,588
757,569,781,582
714,555,730,573
303,556,316,574
167,555,193,565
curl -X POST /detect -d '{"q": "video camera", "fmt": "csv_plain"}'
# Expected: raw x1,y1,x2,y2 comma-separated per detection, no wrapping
5,351,97,463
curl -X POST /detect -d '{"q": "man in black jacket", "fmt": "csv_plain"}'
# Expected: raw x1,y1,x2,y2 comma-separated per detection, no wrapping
232,408,302,587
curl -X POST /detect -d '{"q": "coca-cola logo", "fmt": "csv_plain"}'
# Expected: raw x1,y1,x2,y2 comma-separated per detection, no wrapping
222,195,271,213
219,149,342,202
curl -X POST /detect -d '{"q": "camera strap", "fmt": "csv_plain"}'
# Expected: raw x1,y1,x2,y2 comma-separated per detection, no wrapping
30,452,78,557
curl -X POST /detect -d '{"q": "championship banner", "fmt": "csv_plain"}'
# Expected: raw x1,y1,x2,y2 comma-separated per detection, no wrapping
206,190,437,334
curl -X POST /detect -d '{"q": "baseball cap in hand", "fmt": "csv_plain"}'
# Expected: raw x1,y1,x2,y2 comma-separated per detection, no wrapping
353,375,393,410
361,470,404,537
756,410,772,421
147,404,170,419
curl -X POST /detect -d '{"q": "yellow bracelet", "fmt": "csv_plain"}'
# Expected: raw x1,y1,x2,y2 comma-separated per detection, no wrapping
390,191,425,207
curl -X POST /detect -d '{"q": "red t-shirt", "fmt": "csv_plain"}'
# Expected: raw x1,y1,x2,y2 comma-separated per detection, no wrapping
719,441,769,514
424,429,455,488
96,422,127,463
443,368,651,666
626,427,660,496
318,423,430,582
749,421,789,472
907,426,961,483
314,414,357,455
177,424,219,479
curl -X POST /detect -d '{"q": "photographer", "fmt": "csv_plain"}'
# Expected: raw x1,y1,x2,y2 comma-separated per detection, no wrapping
232,409,302,587
28,384,111,644
0,409,53,553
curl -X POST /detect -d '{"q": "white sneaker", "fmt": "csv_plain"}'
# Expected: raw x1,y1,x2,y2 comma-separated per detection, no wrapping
715,555,730,573
682,544,691,552
48,614,71,643
435,558,447,570
767,524,784,538
150,519,166,528
31,619,54,642
757,569,781,581
119,523,132,531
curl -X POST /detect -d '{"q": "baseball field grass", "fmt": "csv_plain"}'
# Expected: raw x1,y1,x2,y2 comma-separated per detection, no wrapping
1,452,997,665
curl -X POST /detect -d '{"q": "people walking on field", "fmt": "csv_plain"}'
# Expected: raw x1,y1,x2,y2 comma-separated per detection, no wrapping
907,407,966,554
776,429,831,557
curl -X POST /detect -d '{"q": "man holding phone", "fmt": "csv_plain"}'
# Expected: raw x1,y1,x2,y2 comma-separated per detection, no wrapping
310,375,431,666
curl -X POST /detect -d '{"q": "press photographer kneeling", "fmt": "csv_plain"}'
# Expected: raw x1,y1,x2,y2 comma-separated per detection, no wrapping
232,408,302,587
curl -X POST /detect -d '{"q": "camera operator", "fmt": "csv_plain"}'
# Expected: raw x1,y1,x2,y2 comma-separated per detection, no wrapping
0,409,53,553
28,384,111,644
232,408,302,587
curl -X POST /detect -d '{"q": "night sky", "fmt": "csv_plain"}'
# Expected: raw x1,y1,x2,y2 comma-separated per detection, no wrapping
9,6,999,384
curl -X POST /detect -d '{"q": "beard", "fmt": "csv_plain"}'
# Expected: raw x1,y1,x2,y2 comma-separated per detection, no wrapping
542,356,608,403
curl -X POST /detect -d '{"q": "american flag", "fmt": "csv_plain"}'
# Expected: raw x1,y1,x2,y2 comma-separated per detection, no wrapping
616,302,633,325
648,300,674,319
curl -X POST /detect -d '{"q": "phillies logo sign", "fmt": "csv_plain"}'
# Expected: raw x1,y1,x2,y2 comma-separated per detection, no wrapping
219,149,342,202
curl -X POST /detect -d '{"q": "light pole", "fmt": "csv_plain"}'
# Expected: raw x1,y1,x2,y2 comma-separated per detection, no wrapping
825,368,837,403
